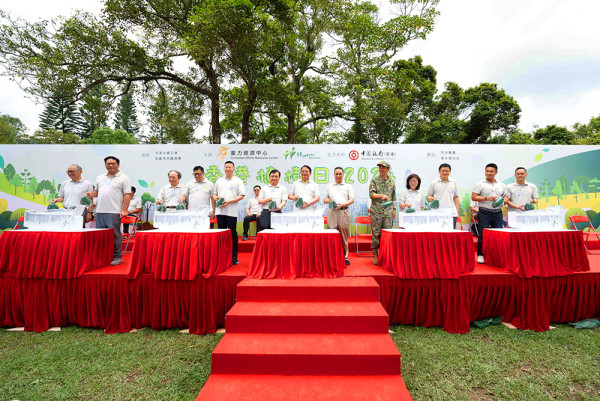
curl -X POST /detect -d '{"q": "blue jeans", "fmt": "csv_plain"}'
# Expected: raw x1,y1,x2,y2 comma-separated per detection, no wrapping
477,208,503,256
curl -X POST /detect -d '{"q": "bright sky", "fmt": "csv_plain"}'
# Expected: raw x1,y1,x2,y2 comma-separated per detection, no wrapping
1,0,600,136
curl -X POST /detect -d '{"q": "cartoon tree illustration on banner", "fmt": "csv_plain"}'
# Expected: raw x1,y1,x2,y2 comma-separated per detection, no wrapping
459,192,471,219
552,179,563,204
589,178,600,198
28,176,38,196
36,179,54,202
539,179,553,202
569,181,582,202
575,175,590,199
9,174,22,194
3,163,15,182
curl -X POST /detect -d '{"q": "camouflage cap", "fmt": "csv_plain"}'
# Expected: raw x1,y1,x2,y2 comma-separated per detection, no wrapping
377,161,391,169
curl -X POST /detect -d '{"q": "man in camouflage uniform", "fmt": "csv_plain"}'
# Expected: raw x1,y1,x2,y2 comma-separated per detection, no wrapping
369,161,397,265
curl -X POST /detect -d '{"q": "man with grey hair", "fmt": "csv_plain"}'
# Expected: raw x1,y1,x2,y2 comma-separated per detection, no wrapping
156,170,186,209
51,164,94,214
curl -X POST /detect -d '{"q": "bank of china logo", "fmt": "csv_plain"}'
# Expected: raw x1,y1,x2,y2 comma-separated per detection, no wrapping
349,150,359,160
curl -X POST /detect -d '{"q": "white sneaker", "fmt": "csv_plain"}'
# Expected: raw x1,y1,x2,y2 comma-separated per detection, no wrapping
110,258,123,266
477,255,485,264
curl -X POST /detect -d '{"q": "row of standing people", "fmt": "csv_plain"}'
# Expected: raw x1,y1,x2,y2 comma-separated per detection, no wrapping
51,157,538,268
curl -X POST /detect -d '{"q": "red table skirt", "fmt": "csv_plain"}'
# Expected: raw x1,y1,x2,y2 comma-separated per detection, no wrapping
378,230,475,279
247,231,346,279
127,230,232,280
0,230,113,279
483,229,590,278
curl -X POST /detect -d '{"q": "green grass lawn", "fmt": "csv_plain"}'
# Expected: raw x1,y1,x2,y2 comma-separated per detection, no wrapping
1,325,599,401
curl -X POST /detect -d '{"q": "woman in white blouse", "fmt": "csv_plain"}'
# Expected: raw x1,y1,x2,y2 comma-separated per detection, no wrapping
398,174,425,212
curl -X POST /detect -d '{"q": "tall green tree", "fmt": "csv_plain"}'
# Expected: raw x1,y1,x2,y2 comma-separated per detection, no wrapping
0,113,28,143
145,85,203,144
113,92,139,135
573,115,600,145
82,127,138,144
533,124,574,144
80,84,112,139
38,91,83,135
29,128,80,144
327,0,439,143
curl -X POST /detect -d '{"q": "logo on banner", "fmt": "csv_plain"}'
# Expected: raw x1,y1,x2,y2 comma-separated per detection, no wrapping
284,146,318,160
217,146,229,161
349,150,359,160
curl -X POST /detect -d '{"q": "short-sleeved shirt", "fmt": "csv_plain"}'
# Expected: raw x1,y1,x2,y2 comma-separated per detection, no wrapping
96,172,132,214
157,183,186,207
506,181,538,211
325,182,354,206
427,178,459,217
259,185,288,210
246,198,262,215
398,189,425,212
369,175,397,217
214,176,246,218
289,180,320,211
58,178,94,209
184,179,215,210
472,180,508,210
127,196,142,214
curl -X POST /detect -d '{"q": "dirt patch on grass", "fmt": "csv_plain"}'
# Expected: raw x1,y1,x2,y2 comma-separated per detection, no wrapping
466,387,493,401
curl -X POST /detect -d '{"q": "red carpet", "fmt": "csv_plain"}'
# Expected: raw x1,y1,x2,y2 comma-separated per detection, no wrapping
196,277,412,400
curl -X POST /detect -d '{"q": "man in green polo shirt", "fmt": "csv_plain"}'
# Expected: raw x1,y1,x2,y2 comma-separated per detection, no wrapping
369,161,397,265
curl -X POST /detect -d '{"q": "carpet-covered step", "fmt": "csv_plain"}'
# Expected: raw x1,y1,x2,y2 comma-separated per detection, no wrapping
236,277,380,302
225,301,389,334
211,333,400,375
196,374,413,401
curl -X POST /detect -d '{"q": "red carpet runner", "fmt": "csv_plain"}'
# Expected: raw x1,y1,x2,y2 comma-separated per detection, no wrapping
196,277,412,400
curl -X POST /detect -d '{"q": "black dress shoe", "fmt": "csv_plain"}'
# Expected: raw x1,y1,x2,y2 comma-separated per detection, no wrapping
232,258,239,265
345,259,350,265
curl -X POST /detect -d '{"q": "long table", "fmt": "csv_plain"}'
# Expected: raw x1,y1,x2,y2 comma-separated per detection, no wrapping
247,229,346,279
483,228,590,278
378,229,475,279
127,229,232,279
0,229,114,279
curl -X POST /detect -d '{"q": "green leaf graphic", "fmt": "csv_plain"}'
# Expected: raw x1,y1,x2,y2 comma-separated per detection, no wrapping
543,149,549,152
0,154,4,169
534,153,543,162
150,181,154,188
138,179,149,188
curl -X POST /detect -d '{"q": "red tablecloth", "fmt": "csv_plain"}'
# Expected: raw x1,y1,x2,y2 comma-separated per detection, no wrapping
378,229,475,279
247,230,346,279
127,230,232,280
0,229,113,279
483,229,590,278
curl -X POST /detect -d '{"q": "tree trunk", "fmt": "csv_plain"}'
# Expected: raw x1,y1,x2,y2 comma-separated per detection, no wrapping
287,110,296,144
209,93,221,144
240,85,258,144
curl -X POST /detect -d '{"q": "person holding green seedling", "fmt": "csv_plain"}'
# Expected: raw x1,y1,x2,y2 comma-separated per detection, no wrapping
471,163,508,264
324,167,355,266
258,169,288,231
427,163,460,227
213,161,245,265
506,167,538,213
369,161,397,265
398,174,425,213
156,170,186,211
181,166,216,218
51,163,94,210
288,165,320,211
242,185,262,240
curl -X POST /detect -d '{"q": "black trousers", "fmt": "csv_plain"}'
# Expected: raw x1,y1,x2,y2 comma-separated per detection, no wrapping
477,208,504,255
217,215,238,259
243,214,259,236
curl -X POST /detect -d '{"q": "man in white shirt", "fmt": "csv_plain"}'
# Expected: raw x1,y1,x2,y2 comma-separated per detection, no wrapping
288,165,320,211
506,167,538,212
85,156,132,266
324,167,355,265
213,161,246,265
471,163,508,264
181,165,216,217
51,163,95,225
156,170,186,210
243,185,262,240
258,169,288,231
427,163,460,226
123,186,143,234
